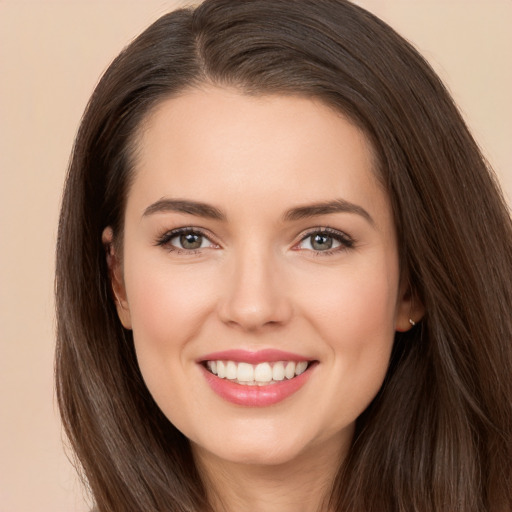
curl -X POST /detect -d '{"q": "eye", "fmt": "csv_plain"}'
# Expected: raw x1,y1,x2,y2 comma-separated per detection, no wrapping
296,228,354,253
156,228,217,252
174,232,209,250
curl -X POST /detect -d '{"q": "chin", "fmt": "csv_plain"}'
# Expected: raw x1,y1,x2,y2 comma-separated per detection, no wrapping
191,424,325,468
225,444,303,466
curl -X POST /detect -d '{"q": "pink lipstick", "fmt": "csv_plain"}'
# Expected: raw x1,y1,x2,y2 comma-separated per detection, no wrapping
198,349,311,364
198,349,316,407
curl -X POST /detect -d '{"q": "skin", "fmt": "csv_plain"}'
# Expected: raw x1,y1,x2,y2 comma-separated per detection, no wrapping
104,86,420,512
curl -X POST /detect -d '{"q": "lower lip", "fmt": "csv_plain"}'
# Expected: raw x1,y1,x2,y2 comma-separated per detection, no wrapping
200,363,315,407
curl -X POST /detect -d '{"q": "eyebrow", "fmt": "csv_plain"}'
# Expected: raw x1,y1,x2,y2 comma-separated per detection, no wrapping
142,197,373,225
143,198,226,220
283,199,374,225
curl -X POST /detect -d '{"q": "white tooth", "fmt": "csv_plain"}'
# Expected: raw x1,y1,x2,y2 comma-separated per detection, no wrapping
254,362,272,382
208,360,217,375
217,360,226,378
272,362,285,381
226,361,237,380
237,362,255,382
295,361,308,375
285,361,296,379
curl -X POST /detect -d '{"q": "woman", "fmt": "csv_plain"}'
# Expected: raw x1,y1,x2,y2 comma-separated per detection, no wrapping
55,1,512,511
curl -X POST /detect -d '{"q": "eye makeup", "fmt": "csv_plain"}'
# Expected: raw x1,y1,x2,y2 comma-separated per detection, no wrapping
154,225,356,257
155,227,218,254
294,227,355,256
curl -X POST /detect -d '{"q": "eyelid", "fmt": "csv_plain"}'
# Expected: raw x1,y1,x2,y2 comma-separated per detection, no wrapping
294,227,355,253
154,225,355,255
155,226,220,251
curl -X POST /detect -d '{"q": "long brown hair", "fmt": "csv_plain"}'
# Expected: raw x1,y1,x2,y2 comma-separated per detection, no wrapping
55,1,512,510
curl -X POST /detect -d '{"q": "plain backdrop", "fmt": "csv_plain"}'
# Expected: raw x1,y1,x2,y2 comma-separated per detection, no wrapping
1,1,511,511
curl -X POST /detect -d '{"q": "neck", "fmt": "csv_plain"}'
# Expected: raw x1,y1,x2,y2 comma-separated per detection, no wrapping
193,436,347,512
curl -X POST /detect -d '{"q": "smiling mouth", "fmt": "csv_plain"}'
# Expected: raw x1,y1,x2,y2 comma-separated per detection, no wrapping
204,360,313,386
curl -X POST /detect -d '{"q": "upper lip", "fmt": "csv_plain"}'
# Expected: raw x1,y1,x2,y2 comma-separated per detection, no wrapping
198,349,313,365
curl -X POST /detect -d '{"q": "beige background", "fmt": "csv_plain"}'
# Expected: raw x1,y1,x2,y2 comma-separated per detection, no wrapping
1,1,510,511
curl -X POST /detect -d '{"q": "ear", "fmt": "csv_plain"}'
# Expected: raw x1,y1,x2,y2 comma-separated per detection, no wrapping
102,227,132,329
395,280,424,333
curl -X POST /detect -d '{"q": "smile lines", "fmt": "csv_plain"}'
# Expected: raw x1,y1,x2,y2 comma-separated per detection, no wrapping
205,360,309,386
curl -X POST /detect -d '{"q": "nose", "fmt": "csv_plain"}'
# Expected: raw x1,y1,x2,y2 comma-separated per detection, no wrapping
217,245,293,332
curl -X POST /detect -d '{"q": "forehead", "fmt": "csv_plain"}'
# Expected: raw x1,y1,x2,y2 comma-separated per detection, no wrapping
128,86,388,225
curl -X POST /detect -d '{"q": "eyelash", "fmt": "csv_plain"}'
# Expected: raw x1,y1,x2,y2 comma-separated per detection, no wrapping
154,226,355,256
296,227,355,256
155,227,216,254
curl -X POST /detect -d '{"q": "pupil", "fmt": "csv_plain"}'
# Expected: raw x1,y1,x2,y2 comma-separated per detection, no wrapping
311,234,332,250
180,233,202,249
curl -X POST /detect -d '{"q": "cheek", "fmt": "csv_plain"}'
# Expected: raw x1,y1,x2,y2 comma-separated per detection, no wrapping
125,254,214,337
122,252,218,391
299,255,399,344
122,260,220,436
315,277,396,379
296,258,399,418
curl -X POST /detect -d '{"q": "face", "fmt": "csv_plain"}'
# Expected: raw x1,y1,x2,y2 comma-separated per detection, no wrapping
106,86,415,468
